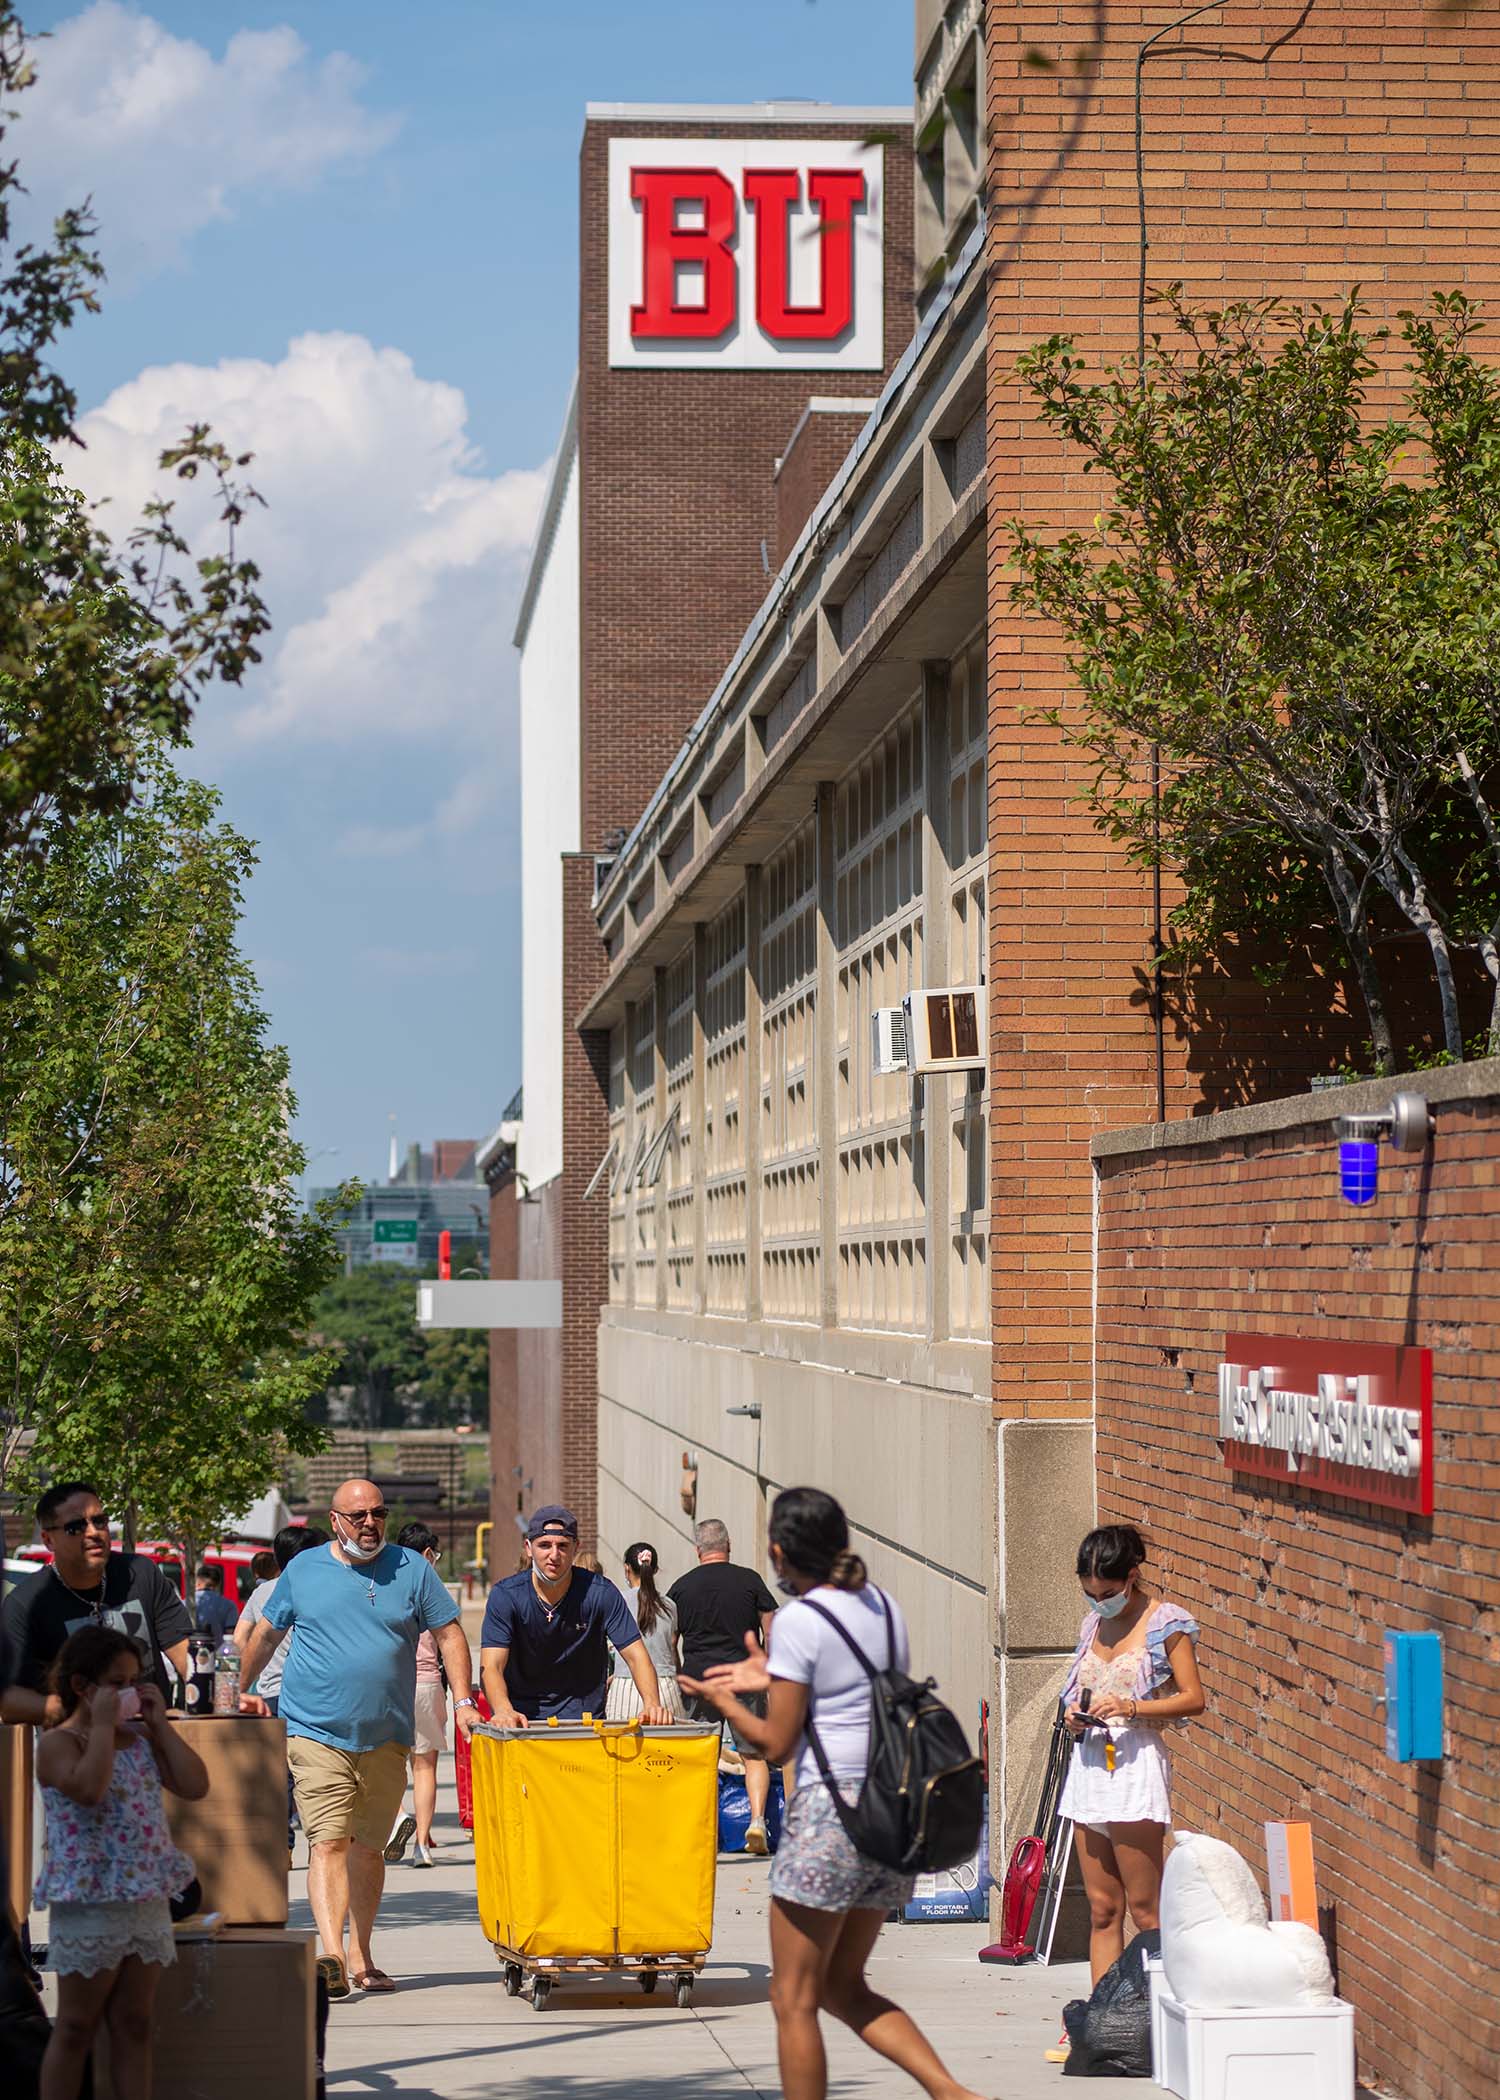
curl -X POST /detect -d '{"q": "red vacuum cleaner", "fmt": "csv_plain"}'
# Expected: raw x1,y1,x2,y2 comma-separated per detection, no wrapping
979,1703,1072,1965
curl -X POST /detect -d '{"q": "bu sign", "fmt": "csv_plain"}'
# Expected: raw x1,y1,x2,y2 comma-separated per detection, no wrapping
608,138,885,370
1218,1332,1434,1516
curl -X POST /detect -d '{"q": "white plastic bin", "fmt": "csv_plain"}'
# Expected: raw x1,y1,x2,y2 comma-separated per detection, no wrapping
1154,1987,1355,2100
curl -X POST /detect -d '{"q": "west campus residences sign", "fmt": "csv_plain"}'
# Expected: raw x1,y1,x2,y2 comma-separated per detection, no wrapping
1217,1333,1434,1517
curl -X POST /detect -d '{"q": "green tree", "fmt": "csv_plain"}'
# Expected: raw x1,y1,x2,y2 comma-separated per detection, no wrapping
1009,292,1500,1071
0,760,345,1539
0,7,268,990
307,1266,427,1430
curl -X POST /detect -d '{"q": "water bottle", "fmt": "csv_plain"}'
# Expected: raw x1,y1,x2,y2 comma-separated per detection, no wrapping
186,1636,215,1714
212,1640,241,1715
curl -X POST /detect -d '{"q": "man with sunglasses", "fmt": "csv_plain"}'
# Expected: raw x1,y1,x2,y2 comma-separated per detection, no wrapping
239,1478,477,2001
0,1482,193,1725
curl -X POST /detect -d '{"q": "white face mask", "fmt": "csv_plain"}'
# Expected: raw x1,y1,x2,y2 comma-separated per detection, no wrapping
335,1515,382,1563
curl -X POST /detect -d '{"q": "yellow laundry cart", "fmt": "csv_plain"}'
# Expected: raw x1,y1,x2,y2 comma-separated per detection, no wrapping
471,1717,720,2009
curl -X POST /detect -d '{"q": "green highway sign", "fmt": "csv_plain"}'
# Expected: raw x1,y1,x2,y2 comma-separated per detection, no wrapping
373,1219,419,1243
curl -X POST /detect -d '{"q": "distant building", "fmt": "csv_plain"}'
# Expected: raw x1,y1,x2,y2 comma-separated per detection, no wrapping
311,1138,488,1271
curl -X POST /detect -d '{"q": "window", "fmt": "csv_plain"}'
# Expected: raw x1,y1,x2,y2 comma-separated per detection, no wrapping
629,991,657,1299
704,896,748,1314
662,946,696,1309
835,702,927,1332
947,640,989,1340
607,1025,627,1302
761,823,819,1322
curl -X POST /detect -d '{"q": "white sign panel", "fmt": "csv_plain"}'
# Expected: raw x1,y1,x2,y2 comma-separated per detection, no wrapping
608,137,885,371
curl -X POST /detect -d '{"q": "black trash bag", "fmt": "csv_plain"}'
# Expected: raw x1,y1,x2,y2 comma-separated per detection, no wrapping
1061,1927,1161,2078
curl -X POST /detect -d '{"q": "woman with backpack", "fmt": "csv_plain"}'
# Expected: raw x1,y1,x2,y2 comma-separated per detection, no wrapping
681,1486,988,2100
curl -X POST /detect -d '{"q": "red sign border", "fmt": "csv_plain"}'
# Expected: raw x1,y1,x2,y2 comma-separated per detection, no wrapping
1220,1331,1434,1518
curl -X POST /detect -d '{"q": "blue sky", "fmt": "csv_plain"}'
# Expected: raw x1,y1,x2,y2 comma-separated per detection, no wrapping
17,1,909,1189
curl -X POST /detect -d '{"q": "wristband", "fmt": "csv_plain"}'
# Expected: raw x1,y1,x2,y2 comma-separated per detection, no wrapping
455,1696,478,1710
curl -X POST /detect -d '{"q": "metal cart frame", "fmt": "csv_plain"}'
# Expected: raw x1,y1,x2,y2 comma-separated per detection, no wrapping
493,1944,707,2011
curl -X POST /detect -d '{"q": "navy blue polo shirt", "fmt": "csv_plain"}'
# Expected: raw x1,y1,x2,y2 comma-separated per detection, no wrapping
480,1568,640,1719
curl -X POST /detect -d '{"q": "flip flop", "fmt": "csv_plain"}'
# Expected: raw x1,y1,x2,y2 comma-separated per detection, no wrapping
316,1955,350,2000
352,1968,398,1993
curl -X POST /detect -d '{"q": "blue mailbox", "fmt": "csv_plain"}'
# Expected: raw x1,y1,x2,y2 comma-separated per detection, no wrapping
1383,1630,1443,1761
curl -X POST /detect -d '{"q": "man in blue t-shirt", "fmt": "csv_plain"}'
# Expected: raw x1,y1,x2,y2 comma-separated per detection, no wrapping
239,1478,478,2000
480,1505,669,1727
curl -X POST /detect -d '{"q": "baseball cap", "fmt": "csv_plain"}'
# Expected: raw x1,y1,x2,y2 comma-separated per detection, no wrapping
526,1504,579,1541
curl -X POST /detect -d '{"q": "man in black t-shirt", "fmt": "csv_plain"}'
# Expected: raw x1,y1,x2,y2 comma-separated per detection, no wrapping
0,1481,193,1725
668,1518,777,1852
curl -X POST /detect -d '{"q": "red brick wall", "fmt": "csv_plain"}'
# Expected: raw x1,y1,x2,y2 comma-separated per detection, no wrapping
560,851,611,1549
985,6,1500,1425
486,1173,519,1584
516,1174,564,1522
773,403,874,569
1094,1071,1500,2100
578,116,914,854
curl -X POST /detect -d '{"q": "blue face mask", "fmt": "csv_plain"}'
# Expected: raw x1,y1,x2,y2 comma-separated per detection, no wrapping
1086,1586,1132,1620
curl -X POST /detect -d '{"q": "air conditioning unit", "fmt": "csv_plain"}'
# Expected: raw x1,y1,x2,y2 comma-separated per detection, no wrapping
871,1006,911,1075
903,985,986,1074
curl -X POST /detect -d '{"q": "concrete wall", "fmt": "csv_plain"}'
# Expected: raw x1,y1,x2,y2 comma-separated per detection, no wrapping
516,442,580,1194
597,1309,1004,1818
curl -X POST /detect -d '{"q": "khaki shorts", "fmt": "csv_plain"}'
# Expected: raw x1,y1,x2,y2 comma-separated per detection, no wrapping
412,1682,447,1757
286,1736,409,1849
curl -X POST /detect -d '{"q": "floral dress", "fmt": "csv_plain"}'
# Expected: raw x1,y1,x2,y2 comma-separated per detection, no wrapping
1057,1600,1198,1831
36,1730,196,1974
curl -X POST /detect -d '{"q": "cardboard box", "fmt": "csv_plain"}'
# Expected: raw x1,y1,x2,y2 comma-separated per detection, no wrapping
165,1715,289,1926
1,1721,33,1932
1265,1820,1319,1930
99,1927,316,2100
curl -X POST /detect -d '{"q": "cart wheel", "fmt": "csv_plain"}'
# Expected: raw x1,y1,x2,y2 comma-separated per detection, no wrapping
674,1975,694,2008
530,1975,553,2011
502,1963,522,1997
639,1969,659,1995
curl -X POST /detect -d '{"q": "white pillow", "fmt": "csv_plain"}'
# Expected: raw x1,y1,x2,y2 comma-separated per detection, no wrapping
1161,1833,1330,2009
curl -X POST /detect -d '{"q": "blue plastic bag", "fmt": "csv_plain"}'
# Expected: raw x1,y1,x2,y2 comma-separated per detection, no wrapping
717,1770,784,1853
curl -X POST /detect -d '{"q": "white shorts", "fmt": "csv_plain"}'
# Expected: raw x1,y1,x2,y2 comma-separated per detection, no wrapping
412,1682,447,1756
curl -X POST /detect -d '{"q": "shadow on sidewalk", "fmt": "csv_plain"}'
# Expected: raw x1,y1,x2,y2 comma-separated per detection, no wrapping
326,2039,778,2099
387,1960,771,2006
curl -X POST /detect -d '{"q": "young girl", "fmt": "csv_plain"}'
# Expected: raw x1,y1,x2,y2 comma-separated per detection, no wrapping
36,1625,208,2100
605,1541,684,1721
1058,1525,1205,1991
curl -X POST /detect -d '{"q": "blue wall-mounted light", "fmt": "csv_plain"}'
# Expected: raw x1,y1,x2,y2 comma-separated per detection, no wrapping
1333,1092,1430,1208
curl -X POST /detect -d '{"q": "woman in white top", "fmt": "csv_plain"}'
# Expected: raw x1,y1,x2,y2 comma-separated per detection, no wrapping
605,1541,685,1721
1059,1524,1205,1988
682,1486,988,2100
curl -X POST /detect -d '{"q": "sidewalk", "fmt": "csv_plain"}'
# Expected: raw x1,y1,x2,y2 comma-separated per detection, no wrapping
311,1752,1160,2100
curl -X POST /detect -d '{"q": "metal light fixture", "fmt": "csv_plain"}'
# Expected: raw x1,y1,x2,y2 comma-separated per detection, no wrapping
1334,1092,1430,1207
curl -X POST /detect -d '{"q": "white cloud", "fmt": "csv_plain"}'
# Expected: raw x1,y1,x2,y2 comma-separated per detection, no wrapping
67,333,549,789
15,3,398,278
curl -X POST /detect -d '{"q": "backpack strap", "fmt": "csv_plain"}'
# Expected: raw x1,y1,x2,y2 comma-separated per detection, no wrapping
797,1590,895,1812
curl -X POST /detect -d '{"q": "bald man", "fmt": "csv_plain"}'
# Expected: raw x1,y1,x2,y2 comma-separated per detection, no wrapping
240,1479,476,1999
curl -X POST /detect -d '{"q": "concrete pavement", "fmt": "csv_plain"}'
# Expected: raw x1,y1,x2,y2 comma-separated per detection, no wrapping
311,1752,1160,2100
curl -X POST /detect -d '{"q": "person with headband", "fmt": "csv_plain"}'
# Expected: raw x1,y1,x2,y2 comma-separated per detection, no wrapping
605,1542,684,1722
1055,1523,1205,2023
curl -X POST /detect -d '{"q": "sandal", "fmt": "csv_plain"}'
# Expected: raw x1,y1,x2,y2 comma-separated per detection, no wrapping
316,1955,350,2000
352,1967,398,1993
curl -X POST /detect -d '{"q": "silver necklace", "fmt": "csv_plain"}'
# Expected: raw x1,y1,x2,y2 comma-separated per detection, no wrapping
51,1568,107,1620
338,1550,377,1606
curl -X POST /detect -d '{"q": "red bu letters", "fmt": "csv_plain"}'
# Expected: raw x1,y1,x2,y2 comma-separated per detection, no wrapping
608,138,885,371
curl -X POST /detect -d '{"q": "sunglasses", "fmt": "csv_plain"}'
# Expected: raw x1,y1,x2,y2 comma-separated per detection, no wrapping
333,1505,388,1526
48,1514,112,1537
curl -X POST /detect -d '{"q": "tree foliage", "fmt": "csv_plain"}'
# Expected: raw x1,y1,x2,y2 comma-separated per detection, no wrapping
1010,291,1500,1072
0,762,346,1540
0,6,268,990
308,1259,490,1431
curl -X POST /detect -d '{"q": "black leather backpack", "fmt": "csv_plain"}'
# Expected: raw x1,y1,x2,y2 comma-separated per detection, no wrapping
802,1589,985,1875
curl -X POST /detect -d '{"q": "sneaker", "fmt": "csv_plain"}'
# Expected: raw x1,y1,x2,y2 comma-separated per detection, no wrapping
745,1819,769,1856
410,1842,434,1868
383,1814,416,1865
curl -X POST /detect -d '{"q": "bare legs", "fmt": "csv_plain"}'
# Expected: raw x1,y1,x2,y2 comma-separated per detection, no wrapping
769,1898,987,2100
744,1753,770,1826
307,1836,387,1978
42,1957,160,2100
1076,1820,1167,1984
411,1748,439,1848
